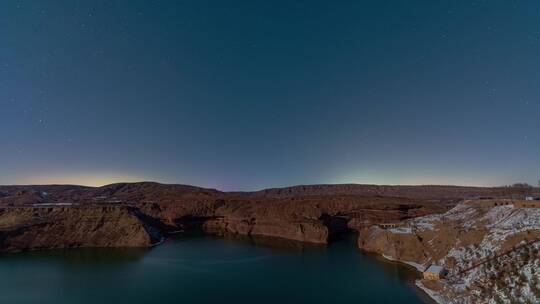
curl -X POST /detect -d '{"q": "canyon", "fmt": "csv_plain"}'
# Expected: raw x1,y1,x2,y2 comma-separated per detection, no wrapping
2,182,539,303
0,182,533,252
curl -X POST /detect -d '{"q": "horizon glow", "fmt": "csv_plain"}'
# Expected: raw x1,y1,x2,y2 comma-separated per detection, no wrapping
1,1,539,190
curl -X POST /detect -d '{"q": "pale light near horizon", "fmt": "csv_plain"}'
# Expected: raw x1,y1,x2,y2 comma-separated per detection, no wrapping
11,173,153,187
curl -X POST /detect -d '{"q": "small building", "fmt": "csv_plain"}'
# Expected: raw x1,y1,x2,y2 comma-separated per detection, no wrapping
378,222,403,229
423,265,446,280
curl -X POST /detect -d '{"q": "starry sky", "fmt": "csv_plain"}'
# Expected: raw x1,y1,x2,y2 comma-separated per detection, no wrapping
1,1,539,190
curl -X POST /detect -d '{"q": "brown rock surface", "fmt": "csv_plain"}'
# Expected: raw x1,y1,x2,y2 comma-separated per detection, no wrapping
356,200,540,303
0,206,162,252
357,226,426,263
0,182,535,251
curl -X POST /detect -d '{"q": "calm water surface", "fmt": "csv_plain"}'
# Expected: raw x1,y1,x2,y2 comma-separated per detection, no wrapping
0,235,428,304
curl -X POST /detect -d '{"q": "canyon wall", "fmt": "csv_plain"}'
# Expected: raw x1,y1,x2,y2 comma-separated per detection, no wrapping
0,206,162,252
0,182,526,252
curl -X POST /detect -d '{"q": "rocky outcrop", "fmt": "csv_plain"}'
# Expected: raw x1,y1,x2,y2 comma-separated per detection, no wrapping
0,182,455,250
358,226,426,263
157,194,445,244
3,184,540,302
357,200,540,303
202,217,329,243
2,182,525,251
0,206,162,252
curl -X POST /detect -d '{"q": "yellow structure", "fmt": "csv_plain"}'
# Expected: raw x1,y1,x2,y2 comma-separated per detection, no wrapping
423,265,445,280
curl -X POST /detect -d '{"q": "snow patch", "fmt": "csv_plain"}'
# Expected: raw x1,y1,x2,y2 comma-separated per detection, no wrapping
389,227,412,234
416,280,445,304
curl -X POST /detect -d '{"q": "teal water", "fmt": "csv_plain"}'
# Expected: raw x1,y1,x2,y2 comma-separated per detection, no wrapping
0,235,428,304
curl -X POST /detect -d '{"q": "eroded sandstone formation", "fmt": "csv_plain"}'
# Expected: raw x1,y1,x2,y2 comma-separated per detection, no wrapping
0,206,162,252
0,182,532,252
357,200,540,303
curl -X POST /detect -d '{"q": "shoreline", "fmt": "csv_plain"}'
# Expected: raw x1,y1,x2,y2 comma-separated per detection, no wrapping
377,253,439,304
415,280,444,304
1,233,437,303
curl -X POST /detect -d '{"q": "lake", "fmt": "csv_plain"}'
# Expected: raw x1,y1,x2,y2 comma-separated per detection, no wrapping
0,234,429,303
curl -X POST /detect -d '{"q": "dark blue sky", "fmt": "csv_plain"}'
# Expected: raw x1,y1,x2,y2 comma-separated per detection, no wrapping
1,0,539,189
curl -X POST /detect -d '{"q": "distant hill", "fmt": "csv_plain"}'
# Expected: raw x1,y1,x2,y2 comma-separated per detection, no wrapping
1,182,538,206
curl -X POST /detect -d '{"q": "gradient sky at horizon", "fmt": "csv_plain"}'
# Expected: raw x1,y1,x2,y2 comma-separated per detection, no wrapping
1,0,539,190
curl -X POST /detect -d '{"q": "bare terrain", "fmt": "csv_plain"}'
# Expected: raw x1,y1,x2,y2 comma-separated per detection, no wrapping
1,182,539,303
359,199,540,303
0,182,534,251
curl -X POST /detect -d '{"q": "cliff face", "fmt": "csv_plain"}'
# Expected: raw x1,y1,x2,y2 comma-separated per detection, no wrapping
142,195,447,244
358,200,540,303
0,206,162,252
358,227,426,263
3,183,539,303
202,217,329,243
0,182,524,252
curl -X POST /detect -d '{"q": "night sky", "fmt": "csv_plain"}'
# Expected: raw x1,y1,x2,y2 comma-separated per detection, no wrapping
1,1,539,190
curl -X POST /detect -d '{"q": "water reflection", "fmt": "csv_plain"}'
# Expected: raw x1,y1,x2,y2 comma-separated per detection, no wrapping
0,247,146,266
366,252,421,281
174,230,326,253
0,233,428,304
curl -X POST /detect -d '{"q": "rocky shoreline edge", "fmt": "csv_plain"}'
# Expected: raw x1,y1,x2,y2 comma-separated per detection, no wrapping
2,183,539,303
